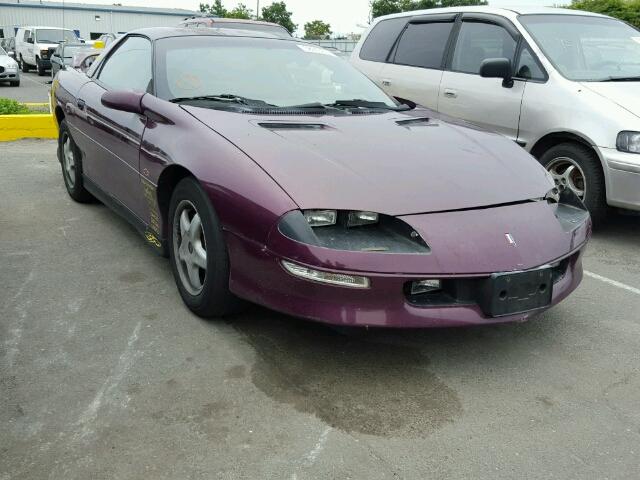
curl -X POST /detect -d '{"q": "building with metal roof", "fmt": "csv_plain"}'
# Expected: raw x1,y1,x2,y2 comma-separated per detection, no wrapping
0,0,199,40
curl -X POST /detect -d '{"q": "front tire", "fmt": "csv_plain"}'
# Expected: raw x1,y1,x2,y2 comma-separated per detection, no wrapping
20,56,30,73
58,119,93,203
168,177,243,318
539,142,607,225
36,58,45,76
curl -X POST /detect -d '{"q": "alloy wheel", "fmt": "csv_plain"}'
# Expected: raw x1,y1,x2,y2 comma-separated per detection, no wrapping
173,200,208,296
62,133,76,188
546,156,586,200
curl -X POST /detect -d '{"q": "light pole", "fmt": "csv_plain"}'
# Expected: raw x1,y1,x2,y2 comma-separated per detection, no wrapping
256,0,260,20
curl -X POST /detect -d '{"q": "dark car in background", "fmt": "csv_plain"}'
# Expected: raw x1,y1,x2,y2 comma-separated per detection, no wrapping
51,28,590,328
50,42,97,79
178,16,292,38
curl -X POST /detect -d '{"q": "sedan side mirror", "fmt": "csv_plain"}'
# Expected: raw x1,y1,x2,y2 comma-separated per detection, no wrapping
101,90,145,115
480,58,514,88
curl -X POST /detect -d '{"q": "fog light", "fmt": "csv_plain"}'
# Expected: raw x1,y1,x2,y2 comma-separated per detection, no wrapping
281,260,370,288
411,279,441,295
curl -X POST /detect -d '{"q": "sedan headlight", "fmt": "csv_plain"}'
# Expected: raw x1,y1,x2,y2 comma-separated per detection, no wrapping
616,131,640,154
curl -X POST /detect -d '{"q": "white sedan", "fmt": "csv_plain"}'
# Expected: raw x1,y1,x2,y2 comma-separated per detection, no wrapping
0,45,20,86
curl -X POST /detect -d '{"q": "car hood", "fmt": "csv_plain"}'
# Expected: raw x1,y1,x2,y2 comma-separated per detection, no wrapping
184,106,552,215
0,55,18,68
580,82,640,119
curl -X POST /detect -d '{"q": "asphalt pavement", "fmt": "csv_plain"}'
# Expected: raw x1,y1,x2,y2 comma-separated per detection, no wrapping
0,71,51,103
1,139,639,479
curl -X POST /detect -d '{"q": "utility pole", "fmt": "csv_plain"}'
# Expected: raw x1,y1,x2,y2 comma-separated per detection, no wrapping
256,0,260,20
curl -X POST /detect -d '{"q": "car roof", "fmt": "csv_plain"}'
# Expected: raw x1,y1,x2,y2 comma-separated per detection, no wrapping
180,17,285,28
17,26,77,30
375,6,611,22
126,26,297,42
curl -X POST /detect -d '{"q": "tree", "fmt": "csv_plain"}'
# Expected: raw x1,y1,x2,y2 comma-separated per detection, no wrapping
227,3,253,19
371,0,488,19
261,1,297,33
569,0,640,28
199,1,227,17
304,20,332,40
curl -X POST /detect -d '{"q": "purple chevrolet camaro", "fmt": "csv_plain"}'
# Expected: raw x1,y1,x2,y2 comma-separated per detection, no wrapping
51,27,591,327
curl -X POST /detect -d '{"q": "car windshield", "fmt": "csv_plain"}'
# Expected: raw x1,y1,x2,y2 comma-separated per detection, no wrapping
63,45,92,58
520,14,640,81
154,36,397,109
36,29,77,44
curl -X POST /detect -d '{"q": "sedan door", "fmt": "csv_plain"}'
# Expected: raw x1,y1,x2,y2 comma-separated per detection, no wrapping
438,16,524,141
74,35,152,221
379,16,457,110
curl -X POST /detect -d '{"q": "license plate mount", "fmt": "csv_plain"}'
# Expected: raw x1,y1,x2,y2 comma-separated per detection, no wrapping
480,268,553,317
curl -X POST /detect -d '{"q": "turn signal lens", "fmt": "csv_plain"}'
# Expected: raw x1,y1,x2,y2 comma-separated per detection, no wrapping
281,260,370,288
347,211,379,227
617,131,640,154
411,279,441,295
303,209,337,227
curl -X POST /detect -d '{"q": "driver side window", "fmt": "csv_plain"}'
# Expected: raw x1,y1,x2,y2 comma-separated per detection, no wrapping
98,36,152,92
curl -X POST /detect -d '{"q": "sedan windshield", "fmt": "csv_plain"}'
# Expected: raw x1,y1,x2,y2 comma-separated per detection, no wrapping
520,14,640,81
36,29,77,44
154,36,397,109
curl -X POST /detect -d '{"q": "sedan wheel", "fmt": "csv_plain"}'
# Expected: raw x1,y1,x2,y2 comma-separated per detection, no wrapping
546,156,586,200
173,200,208,296
62,132,77,188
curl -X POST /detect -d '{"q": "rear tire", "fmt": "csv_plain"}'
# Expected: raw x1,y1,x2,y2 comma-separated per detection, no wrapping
168,177,243,318
539,142,607,225
58,119,94,203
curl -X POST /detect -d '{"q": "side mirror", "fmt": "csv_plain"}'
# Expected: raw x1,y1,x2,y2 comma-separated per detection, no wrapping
480,57,514,88
101,90,145,115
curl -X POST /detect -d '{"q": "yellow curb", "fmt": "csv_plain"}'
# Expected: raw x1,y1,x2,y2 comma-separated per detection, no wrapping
0,114,58,141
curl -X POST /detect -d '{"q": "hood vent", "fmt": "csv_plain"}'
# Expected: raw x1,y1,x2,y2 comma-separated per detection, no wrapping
396,117,435,128
258,122,328,131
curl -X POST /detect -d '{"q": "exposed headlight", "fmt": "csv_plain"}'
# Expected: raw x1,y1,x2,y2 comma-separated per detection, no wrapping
616,131,640,154
279,210,430,253
410,279,442,295
281,260,370,288
303,209,336,227
347,211,379,227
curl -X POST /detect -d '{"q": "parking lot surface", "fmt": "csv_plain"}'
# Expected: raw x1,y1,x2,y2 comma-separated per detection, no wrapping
1,140,639,479
0,71,51,103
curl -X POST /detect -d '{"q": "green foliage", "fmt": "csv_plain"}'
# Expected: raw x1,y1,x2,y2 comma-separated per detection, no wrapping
371,0,488,18
261,1,297,33
0,98,29,115
199,1,227,17
304,20,333,39
227,3,253,19
569,0,640,28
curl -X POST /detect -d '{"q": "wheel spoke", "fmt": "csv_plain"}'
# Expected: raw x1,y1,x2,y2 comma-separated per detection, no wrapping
186,261,202,290
180,210,191,238
193,242,207,269
189,213,202,238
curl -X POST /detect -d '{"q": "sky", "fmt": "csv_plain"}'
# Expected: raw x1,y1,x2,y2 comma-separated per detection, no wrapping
75,0,558,36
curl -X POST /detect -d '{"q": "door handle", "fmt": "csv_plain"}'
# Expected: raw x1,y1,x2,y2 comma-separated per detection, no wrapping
443,89,457,99
382,79,391,87
77,99,86,111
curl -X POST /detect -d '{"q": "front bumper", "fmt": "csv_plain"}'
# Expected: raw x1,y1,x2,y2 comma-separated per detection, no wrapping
0,68,19,80
226,232,585,328
599,147,640,211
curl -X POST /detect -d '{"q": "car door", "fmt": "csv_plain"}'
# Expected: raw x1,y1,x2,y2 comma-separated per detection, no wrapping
438,15,524,141
23,30,34,64
75,35,152,220
379,14,457,110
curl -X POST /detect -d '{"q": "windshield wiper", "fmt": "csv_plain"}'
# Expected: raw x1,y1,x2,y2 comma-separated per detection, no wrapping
169,94,277,107
326,99,411,111
599,76,640,82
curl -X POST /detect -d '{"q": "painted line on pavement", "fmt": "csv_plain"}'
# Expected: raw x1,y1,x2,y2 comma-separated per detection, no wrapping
585,270,640,296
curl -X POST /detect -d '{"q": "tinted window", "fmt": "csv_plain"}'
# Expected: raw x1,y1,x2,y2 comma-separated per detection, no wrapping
394,22,454,69
98,36,152,92
515,46,545,80
360,17,407,62
451,22,517,74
